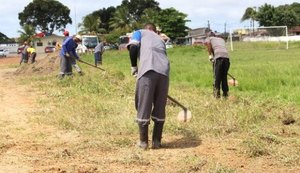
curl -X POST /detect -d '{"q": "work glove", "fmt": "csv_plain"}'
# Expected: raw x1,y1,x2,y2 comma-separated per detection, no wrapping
209,55,214,63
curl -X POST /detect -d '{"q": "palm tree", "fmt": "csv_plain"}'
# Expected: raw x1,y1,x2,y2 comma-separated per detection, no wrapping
140,8,159,25
241,7,257,35
109,7,136,34
17,24,36,44
78,14,105,35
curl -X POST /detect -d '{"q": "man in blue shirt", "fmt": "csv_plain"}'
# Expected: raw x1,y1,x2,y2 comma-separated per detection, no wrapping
58,35,82,79
127,23,170,149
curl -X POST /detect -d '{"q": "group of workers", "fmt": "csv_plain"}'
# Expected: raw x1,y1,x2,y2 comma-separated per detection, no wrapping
58,24,230,150
20,41,36,65
20,23,230,150
58,30,105,79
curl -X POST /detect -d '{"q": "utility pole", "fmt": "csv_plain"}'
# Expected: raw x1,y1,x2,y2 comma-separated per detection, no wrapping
74,1,78,34
224,23,227,34
207,20,210,30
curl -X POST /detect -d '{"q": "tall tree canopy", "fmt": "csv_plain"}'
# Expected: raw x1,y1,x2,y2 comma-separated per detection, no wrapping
0,32,14,42
18,0,72,34
242,3,299,28
83,0,189,41
273,5,299,27
78,14,105,35
155,8,190,40
91,7,116,33
241,7,257,28
17,24,36,43
254,4,276,27
119,0,161,21
109,7,137,34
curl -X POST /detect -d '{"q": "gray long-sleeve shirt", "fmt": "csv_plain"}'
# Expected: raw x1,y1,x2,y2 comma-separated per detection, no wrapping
94,42,104,54
129,29,170,79
205,37,229,60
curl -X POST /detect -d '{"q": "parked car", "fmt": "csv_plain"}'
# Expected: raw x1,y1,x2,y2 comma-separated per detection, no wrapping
0,48,9,57
104,45,111,50
44,46,56,53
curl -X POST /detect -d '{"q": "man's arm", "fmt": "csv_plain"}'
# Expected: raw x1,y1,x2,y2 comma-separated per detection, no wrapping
127,30,141,67
205,41,214,63
206,42,213,56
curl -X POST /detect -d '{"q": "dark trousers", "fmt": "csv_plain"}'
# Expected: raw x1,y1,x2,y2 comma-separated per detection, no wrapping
94,52,102,65
20,53,29,64
30,52,36,63
135,71,169,125
213,58,230,97
129,44,139,67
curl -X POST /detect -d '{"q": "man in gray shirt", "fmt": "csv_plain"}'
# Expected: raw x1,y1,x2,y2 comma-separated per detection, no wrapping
94,41,105,66
205,31,230,98
128,23,170,149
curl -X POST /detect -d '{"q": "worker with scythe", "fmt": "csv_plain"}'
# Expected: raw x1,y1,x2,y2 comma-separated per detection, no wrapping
205,31,230,98
127,23,170,149
58,35,83,79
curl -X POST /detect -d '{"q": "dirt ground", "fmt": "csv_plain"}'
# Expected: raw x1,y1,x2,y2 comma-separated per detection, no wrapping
0,55,299,173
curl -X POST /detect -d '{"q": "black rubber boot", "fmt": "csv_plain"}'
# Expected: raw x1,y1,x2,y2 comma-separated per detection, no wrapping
152,122,164,149
138,124,148,149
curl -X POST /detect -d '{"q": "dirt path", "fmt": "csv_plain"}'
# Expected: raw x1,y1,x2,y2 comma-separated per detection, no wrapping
0,66,34,172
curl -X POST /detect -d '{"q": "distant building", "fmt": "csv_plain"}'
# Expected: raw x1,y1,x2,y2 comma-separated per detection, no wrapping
289,26,300,35
0,41,19,53
34,34,64,54
185,27,210,45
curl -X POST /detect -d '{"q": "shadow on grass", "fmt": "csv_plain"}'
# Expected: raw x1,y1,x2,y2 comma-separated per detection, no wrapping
163,130,202,149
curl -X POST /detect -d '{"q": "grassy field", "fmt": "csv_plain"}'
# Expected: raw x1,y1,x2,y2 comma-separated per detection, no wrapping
18,43,300,172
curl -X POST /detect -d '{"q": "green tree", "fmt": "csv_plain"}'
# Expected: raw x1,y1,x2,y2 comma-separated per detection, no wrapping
274,6,298,28
256,4,276,26
119,0,160,20
256,3,299,28
140,8,160,25
241,7,257,33
18,0,72,34
290,2,300,24
109,7,136,34
155,8,189,40
17,24,36,44
0,33,14,43
78,14,105,35
91,7,116,33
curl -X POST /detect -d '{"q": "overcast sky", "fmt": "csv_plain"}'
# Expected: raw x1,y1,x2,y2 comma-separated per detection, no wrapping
0,0,297,38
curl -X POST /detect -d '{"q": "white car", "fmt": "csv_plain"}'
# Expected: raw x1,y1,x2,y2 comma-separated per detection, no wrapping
0,48,9,57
